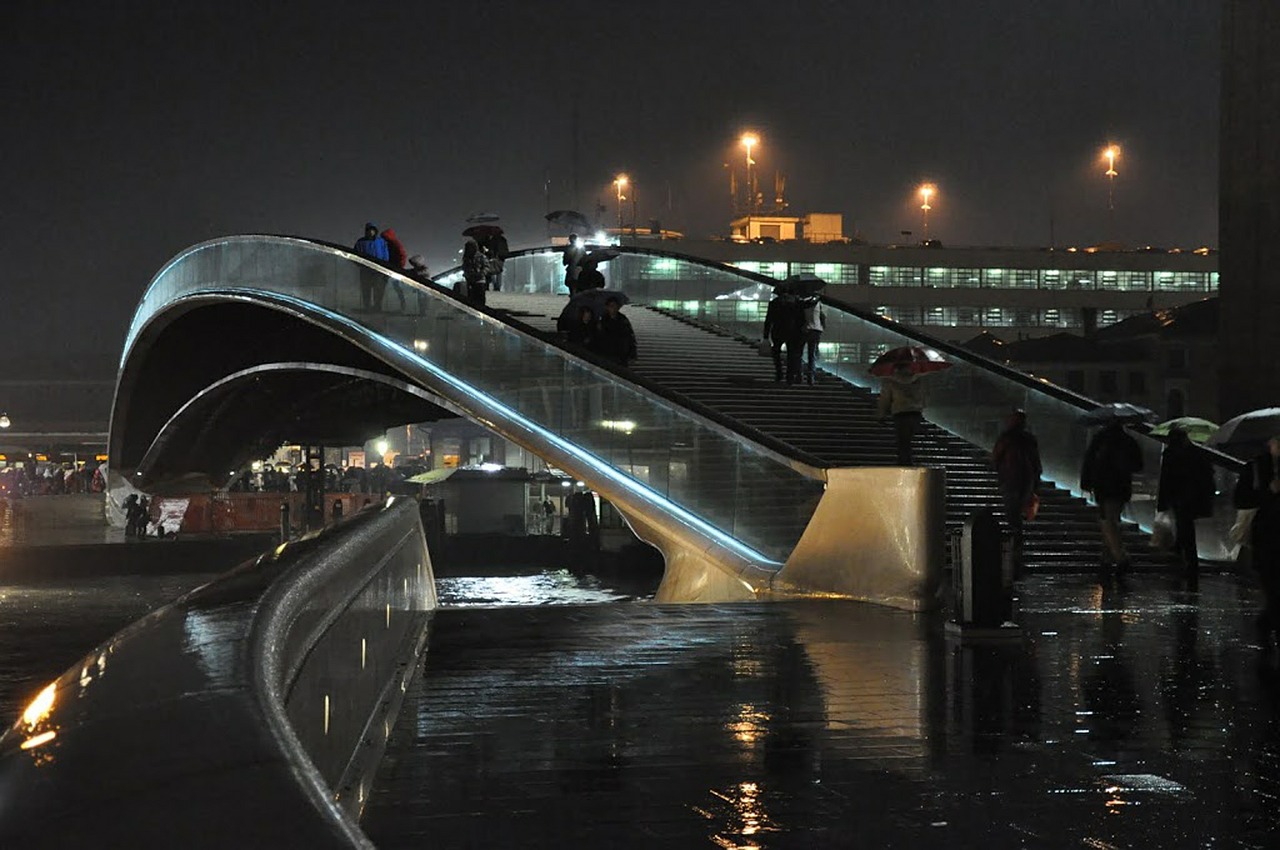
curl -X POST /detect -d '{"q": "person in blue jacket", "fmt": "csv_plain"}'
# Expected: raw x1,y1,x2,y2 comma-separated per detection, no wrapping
354,222,390,310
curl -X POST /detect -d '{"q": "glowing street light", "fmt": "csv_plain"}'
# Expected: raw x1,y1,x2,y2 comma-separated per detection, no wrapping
1102,144,1120,210
741,132,759,213
613,174,628,233
0,413,9,429
918,183,936,240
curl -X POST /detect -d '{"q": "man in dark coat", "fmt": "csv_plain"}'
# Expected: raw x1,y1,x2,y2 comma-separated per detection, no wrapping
594,297,637,365
1249,435,1280,645
1156,426,1216,580
1080,419,1144,573
762,293,804,384
992,409,1042,573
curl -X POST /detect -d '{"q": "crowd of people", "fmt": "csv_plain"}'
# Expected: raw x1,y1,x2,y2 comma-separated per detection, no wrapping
0,462,105,498
228,463,409,496
352,221,502,312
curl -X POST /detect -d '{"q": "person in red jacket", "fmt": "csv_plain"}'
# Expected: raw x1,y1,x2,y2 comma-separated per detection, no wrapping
380,228,409,312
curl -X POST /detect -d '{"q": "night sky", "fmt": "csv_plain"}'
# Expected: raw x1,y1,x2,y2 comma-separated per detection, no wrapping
2,1,1219,377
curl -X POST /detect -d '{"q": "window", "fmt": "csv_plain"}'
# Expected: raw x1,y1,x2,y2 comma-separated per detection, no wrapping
1167,388,1186,418
1067,370,1085,392
1129,371,1147,395
1099,371,1118,393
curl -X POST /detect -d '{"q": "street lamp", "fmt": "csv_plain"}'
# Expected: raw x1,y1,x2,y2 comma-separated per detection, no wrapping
0,414,9,429
1101,144,1120,240
741,132,759,214
613,173,628,234
918,183,936,240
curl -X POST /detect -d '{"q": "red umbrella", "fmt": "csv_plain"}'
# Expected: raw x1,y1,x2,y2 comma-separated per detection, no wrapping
869,345,953,376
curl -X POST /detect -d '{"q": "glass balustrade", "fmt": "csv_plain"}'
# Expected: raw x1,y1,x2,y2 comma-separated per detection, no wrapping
125,238,824,564
653,295,1245,562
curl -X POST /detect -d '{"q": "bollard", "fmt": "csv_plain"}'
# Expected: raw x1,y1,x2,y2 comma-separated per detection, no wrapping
947,509,1019,640
280,502,290,543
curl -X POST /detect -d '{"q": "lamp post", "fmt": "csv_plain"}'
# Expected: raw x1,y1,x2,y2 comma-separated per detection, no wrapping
613,174,628,236
1102,144,1120,238
918,183,936,241
741,133,759,214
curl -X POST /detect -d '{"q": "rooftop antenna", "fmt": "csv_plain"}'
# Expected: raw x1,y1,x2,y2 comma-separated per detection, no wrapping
774,172,788,213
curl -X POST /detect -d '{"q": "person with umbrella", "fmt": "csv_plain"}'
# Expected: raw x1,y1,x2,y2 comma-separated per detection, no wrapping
992,409,1042,574
485,229,509,292
594,295,638,366
1080,417,1144,574
562,233,585,294
1156,425,1216,584
763,292,805,385
461,238,488,307
800,295,824,385
877,362,927,464
1244,434,1280,647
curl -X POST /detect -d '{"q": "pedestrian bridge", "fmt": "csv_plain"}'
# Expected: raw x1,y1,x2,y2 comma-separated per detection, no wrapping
109,236,943,609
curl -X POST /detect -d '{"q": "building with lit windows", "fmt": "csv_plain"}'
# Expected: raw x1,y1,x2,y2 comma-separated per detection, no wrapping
677,239,1218,343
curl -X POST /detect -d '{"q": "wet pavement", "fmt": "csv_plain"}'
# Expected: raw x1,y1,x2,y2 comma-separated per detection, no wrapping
362,572,1280,849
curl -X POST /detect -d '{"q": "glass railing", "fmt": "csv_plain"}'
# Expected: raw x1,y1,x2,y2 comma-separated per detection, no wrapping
124,237,825,565
643,289,1245,562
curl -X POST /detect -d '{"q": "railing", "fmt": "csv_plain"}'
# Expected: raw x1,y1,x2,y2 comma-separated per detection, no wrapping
0,498,434,847
120,237,824,565
458,243,1239,559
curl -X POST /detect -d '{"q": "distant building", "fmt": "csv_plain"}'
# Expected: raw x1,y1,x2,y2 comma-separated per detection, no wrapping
966,298,1219,421
673,237,1218,343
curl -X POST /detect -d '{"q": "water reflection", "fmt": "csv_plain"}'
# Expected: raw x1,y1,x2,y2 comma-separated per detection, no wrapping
435,569,648,606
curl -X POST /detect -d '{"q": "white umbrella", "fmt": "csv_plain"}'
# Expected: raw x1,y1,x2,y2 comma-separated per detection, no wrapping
1207,407,1280,452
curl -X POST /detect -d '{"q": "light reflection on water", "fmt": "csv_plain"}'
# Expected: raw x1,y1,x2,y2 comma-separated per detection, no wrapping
435,569,648,607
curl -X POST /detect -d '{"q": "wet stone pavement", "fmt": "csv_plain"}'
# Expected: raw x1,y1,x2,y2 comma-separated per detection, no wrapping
362,573,1280,849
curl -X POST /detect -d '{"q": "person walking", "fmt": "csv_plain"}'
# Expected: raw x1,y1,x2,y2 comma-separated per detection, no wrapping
380,227,409,312
877,363,926,465
354,222,390,311
992,409,1042,573
1080,419,1144,574
762,293,804,385
800,295,824,385
562,233,585,294
1156,426,1216,583
565,305,598,347
407,254,432,314
485,231,509,292
595,296,638,366
1248,435,1280,646
462,238,488,307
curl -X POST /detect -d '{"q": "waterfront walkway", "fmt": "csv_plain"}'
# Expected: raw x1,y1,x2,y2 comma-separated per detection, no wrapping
364,572,1279,849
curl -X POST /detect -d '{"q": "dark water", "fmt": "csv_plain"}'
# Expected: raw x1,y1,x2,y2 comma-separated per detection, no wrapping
363,574,1280,849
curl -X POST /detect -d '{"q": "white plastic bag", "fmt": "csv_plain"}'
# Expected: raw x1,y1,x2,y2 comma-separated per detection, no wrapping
1150,510,1176,551
1229,508,1258,546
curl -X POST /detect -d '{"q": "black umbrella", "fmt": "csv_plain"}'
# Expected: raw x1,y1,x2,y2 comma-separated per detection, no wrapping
582,248,621,268
462,224,504,240
557,290,630,331
776,273,826,295
545,209,593,231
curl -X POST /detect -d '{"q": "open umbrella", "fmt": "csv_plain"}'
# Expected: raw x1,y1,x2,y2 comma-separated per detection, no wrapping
776,273,826,296
1207,407,1280,452
581,248,621,268
462,224,504,240
1150,416,1218,443
1077,402,1158,426
466,212,501,223
545,209,593,231
868,345,952,377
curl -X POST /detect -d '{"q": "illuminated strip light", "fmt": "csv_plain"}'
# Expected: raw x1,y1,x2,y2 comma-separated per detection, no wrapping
217,288,784,567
